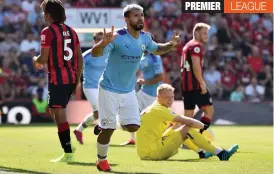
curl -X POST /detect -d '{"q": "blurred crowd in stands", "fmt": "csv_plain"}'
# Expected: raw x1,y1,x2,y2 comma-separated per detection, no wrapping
0,0,272,105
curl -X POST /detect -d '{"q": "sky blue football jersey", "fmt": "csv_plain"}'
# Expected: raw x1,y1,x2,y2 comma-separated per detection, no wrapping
99,28,158,93
82,49,108,89
139,53,163,97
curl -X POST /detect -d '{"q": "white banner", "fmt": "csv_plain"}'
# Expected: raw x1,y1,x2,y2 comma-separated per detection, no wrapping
65,8,125,29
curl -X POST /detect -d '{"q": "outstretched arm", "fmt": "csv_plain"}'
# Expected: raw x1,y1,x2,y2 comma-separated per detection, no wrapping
152,31,181,55
172,115,205,130
91,26,116,57
153,42,175,55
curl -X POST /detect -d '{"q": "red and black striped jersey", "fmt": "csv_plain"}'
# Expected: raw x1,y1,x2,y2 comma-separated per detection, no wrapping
180,39,204,92
40,23,80,85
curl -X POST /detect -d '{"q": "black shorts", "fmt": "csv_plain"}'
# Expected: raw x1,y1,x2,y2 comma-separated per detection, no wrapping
48,83,77,108
182,90,213,110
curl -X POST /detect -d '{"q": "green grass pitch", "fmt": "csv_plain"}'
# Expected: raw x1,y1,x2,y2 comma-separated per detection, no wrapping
0,125,272,174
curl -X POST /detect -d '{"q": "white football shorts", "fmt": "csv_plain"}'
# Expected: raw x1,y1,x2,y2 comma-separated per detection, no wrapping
137,89,156,112
98,86,140,129
83,88,98,112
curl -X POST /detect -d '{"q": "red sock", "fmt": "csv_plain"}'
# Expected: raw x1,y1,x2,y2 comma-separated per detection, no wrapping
200,114,211,126
57,122,72,153
58,122,70,132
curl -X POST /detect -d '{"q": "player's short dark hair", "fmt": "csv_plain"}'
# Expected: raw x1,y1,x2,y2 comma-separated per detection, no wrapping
40,0,66,23
123,4,143,17
93,32,103,41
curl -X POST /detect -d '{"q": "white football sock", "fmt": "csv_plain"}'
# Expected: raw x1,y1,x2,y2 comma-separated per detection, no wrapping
76,113,94,132
130,132,135,141
97,142,109,161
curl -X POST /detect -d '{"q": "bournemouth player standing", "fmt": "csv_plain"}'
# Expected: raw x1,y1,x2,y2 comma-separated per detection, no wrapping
181,23,214,133
33,0,83,163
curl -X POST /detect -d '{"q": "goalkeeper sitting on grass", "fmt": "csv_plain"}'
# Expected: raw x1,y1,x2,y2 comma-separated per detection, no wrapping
136,83,238,161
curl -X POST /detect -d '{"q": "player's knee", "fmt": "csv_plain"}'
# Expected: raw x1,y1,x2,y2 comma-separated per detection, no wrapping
98,129,114,144
99,129,115,138
49,108,67,123
124,125,140,132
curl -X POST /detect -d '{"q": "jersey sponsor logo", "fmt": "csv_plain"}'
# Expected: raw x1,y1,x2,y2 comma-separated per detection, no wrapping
122,55,141,63
194,46,200,53
122,55,141,60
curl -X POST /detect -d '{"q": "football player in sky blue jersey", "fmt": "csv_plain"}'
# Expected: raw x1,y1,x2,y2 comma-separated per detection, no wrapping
91,4,181,172
121,51,164,146
74,32,108,145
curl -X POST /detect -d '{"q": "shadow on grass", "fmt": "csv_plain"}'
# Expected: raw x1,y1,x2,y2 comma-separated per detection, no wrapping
68,162,118,167
236,151,252,154
0,166,49,174
167,158,201,162
109,171,161,174
109,144,135,148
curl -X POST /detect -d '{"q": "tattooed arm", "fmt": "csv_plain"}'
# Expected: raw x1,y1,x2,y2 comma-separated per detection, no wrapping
153,42,175,55
152,31,181,55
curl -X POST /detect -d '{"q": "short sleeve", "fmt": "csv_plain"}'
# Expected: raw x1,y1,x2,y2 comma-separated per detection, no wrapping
156,104,179,122
82,49,92,59
153,55,164,75
40,27,53,48
190,45,202,58
146,33,158,53
159,109,179,122
103,42,114,55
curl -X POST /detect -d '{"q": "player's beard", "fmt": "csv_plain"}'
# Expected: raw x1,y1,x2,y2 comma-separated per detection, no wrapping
129,21,144,31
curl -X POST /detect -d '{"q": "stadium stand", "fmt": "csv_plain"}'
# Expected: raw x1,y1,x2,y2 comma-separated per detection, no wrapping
0,0,272,104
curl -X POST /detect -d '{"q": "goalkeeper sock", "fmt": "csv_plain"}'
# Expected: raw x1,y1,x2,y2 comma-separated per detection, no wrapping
76,113,95,132
57,122,72,153
187,128,222,155
183,138,200,153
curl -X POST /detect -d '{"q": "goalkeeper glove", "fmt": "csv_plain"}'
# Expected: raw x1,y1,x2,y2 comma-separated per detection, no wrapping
200,124,209,134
